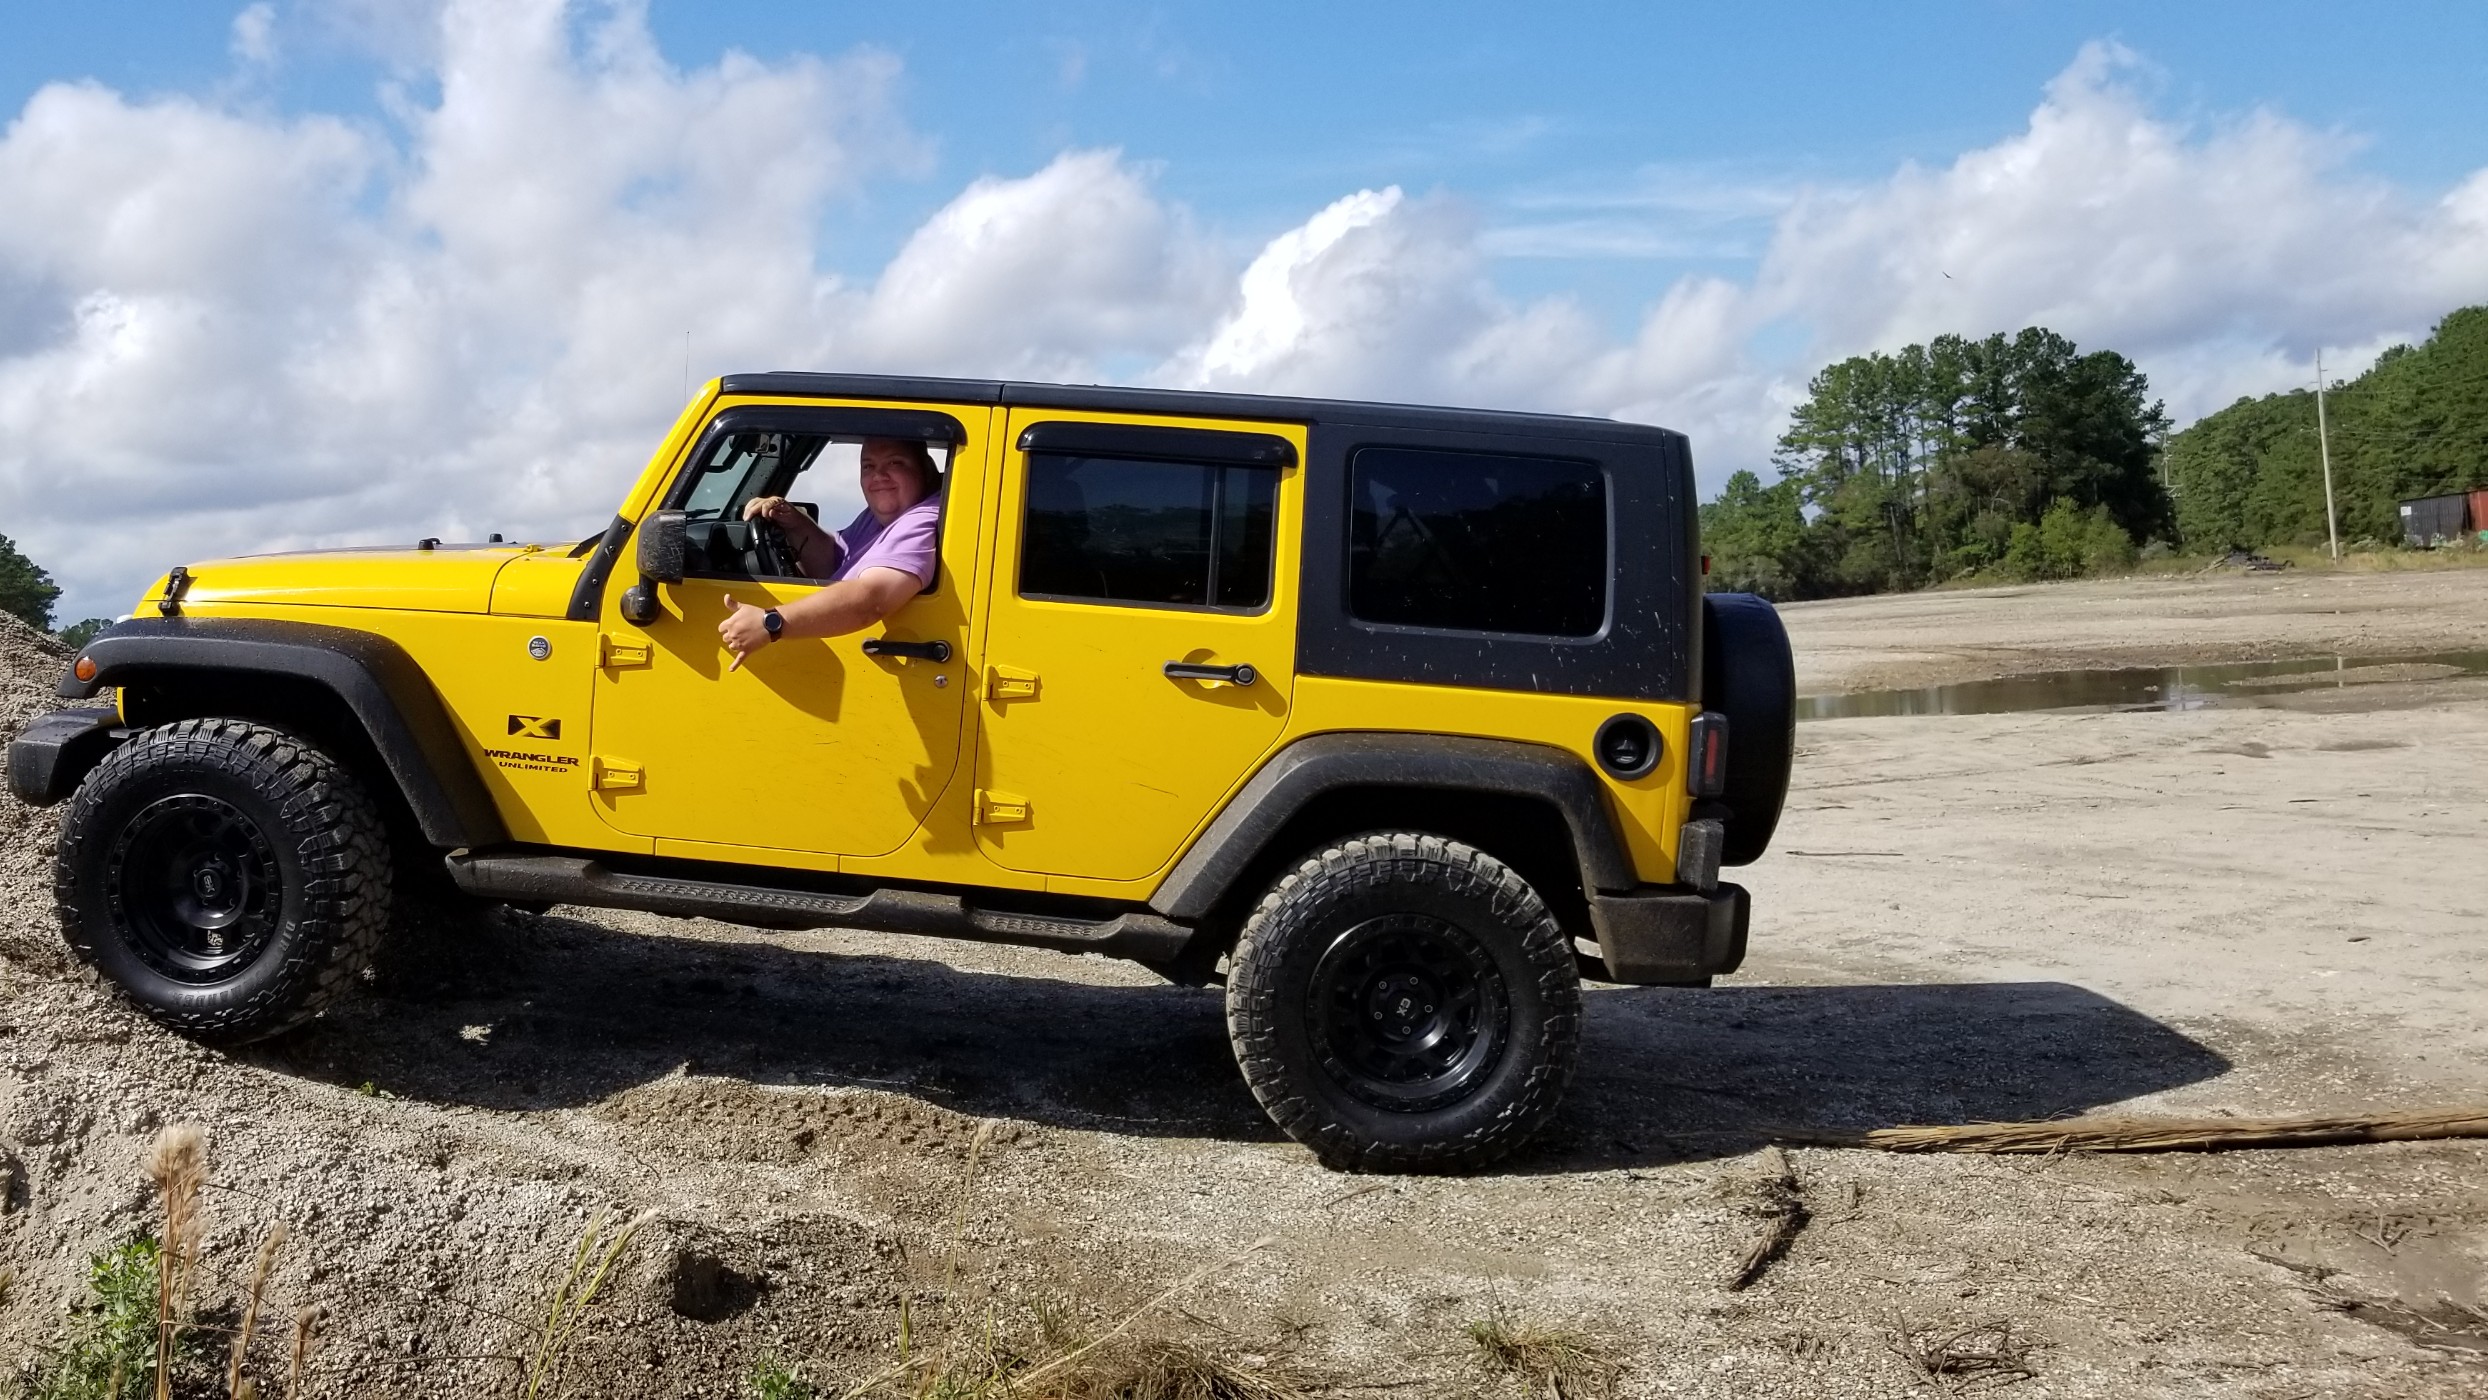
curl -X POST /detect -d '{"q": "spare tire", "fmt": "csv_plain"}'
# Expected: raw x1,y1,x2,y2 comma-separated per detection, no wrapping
1700,593,1795,866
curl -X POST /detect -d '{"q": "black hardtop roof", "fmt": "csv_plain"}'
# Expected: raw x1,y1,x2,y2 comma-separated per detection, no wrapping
718,372,1685,447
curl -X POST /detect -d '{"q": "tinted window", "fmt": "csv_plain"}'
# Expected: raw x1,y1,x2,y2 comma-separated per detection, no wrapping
1020,455,1278,610
1349,448,1607,637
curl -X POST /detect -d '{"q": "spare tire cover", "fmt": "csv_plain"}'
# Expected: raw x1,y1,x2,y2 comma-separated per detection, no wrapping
1700,593,1795,865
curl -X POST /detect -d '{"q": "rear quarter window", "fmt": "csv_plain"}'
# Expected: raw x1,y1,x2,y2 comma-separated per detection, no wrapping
1348,447,1608,637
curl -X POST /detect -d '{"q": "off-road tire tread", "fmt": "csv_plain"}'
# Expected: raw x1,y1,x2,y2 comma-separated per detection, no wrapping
54,718,392,1041
1226,832,1581,1172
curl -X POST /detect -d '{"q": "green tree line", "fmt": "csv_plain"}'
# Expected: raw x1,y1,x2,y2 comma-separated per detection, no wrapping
2165,305,2488,550
0,533,112,646
1703,327,2171,598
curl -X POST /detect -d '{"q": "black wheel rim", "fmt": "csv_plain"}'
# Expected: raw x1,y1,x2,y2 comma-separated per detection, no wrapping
1308,914,1510,1112
104,793,286,984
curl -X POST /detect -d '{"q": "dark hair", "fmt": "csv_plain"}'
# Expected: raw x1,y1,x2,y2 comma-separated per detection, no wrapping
861,436,941,499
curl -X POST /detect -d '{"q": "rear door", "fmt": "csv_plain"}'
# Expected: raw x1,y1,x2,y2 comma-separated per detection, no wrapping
971,410,1303,882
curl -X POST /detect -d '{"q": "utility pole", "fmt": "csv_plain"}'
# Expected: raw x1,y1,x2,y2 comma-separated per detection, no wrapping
2315,347,2341,561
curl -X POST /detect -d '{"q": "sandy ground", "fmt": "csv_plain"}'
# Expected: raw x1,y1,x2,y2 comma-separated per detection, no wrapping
1782,565,2488,695
2,573,2484,1399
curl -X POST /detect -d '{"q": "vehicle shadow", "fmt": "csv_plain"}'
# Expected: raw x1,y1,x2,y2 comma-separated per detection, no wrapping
263,911,2230,1172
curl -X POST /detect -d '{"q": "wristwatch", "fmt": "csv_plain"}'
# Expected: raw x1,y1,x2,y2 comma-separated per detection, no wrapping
761,608,784,639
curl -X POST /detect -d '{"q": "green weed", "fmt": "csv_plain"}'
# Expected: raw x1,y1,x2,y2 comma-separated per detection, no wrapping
29,1238,166,1400
746,1355,818,1400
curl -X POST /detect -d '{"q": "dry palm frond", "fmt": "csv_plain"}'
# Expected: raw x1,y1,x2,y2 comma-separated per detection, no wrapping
1725,1146,1809,1291
1812,1107,2488,1155
229,1223,287,1398
1887,1317,2039,1391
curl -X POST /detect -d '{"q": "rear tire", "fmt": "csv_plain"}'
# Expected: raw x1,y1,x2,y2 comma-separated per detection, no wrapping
54,718,392,1042
1225,832,1581,1172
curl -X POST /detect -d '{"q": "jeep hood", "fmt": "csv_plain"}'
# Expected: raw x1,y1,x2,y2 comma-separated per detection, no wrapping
144,545,552,615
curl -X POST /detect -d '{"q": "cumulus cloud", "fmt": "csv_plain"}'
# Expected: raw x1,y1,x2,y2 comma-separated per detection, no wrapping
2,19,2485,619
1746,42,2488,408
1170,40,2488,473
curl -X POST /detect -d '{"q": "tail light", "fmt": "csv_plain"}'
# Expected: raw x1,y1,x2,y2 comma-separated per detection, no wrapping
1687,711,1729,797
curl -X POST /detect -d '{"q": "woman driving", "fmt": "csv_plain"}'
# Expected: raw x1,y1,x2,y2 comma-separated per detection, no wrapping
718,436,942,669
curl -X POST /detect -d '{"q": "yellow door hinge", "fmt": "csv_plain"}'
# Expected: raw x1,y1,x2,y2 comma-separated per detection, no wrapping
591,757,644,792
600,634,652,669
984,664,1040,701
973,789,1032,825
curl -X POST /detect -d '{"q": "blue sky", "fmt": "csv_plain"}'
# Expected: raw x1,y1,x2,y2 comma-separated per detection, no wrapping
4,1,2487,618
7,1,2485,329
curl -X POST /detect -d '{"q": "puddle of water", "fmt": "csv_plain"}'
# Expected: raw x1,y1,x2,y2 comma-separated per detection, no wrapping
1797,651,2488,721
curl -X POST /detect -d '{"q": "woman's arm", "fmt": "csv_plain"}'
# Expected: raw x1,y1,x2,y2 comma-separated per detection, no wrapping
718,567,921,670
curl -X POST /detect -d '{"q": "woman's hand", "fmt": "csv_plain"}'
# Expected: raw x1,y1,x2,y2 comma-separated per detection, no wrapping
718,595,773,672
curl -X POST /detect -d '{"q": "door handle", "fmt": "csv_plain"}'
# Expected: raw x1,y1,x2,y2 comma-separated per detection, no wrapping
862,637,953,663
1163,660,1257,686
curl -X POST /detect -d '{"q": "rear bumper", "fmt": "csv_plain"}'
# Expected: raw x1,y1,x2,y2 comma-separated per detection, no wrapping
7,707,122,806
1586,882,1748,986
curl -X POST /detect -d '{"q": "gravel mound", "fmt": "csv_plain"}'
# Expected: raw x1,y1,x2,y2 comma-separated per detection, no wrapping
1,615,68,969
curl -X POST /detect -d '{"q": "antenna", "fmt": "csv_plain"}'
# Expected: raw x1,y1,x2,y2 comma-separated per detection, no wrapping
682,330,691,402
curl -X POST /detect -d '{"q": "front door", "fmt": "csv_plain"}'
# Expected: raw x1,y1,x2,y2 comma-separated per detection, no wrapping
972,409,1302,882
589,402,993,859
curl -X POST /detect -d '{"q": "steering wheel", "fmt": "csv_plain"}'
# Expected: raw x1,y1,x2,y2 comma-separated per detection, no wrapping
747,516,797,578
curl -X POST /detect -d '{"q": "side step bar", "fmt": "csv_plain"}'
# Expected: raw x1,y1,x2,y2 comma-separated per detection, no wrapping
444,852,1195,965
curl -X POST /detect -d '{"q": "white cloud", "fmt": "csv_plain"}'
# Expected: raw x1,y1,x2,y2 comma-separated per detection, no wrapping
850,150,1226,382
230,4,280,69
1745,42,2488,400
3,22,2487,621
1174,39,2488,472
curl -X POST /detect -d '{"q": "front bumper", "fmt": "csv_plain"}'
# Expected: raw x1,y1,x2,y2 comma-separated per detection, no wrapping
1585,882,1749,986
7,707,122,806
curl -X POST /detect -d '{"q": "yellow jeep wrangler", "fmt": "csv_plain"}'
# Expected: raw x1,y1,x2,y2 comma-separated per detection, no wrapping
9,375,1793,1170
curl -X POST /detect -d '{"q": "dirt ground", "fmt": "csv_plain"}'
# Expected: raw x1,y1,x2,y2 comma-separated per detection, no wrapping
1782,564,2488,694
2,572,2485,1399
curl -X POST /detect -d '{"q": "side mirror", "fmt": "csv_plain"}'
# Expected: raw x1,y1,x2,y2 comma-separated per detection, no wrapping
636,509,687,585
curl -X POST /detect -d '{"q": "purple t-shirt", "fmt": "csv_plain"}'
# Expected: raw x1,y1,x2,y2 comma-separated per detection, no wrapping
827,498,941,587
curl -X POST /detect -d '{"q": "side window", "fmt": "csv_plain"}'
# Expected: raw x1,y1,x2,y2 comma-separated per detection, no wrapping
1019,454,1278,610
671,432,950,586
1348,447,1607,637
675,431,830,579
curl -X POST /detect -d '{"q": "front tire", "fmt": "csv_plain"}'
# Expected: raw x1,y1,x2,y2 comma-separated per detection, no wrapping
1225,833,1581,1172
54,718,392,1042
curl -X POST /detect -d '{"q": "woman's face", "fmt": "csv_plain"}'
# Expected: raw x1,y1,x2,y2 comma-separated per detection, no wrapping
858,439,931,520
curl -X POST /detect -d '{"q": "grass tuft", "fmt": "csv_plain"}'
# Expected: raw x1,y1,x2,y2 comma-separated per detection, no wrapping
520,1207,659,1400
142,1124,209,1400
1465,1310,1620,1399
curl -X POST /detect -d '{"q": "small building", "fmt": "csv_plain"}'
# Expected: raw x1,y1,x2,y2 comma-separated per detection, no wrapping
2399,492,2474,547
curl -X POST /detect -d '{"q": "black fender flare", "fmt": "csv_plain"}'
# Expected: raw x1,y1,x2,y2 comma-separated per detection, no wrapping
1150,732,1638,921
1701,592,1795,865
56,616,506,849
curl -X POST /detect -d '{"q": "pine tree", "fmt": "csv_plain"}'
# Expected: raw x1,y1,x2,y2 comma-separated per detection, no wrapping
0,534,61,632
